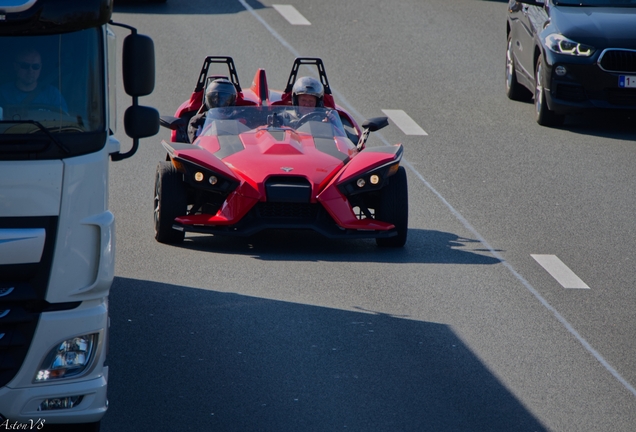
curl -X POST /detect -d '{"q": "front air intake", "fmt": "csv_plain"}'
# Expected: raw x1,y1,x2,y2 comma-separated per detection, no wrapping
265,176,311,203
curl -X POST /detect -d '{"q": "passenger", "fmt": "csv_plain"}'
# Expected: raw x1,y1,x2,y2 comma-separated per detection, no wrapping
0,47,68,112
188,78,238,143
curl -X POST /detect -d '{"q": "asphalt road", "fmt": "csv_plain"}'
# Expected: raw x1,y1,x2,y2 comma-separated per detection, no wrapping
103,1,636,431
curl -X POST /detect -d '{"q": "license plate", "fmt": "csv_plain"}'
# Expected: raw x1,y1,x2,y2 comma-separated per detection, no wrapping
619,75,636,88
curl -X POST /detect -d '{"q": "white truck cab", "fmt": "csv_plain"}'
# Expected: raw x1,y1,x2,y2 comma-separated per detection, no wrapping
0,0,158,429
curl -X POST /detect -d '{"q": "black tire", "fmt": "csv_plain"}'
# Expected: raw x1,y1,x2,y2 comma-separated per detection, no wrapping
534,55,565,127
375,166,408,247
505,34,532,101
154,161,187,244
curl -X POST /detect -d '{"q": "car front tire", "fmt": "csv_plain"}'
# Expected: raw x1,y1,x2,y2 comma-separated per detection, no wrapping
154,161,187,244
375,166,408,247
505,34,531,101
534,55,565,127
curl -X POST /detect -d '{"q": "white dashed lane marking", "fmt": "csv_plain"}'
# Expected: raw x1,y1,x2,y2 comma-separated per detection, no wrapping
273,5,311,25
381,109,428,136
531,254,590,289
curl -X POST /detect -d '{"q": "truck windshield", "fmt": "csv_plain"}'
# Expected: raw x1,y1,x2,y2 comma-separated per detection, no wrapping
0,28,103,136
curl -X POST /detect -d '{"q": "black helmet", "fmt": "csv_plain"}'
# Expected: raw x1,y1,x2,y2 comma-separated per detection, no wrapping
292,76,324,107
205,78,237,109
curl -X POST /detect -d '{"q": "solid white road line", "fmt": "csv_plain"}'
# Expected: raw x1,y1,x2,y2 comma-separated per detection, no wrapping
531,254,590,289
381,109,428,135
273,5,311,25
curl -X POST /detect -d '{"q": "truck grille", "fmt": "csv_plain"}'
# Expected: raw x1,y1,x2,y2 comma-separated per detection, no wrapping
0,217,57,387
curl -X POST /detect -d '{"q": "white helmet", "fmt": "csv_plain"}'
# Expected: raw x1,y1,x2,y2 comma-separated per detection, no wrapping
291,76,324,107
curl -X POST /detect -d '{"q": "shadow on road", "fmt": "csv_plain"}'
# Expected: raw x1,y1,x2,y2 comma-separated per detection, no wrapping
114,0,266,15
102,277,546,432
168,228,502,265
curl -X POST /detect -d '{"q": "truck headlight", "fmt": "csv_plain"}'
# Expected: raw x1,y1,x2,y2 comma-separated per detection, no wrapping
35,334,97,382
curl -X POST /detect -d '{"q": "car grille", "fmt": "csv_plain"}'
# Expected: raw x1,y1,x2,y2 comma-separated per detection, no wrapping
598,49,636,73
555,84,587,102
606,89,636,106
256,202,319,219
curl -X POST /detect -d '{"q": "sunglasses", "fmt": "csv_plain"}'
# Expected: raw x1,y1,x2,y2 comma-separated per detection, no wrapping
17,62,41,71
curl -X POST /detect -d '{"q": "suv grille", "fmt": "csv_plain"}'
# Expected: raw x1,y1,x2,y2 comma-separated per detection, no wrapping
555,83,587,102
599,49,636,73
606,89,636,106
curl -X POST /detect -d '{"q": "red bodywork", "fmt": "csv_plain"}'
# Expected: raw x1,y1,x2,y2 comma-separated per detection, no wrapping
161,57,403,239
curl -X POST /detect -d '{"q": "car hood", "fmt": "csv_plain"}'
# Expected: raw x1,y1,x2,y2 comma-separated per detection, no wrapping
197,128,355,187
550,5,636,48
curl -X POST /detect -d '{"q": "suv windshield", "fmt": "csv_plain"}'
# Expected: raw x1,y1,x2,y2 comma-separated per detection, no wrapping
0,28,103,136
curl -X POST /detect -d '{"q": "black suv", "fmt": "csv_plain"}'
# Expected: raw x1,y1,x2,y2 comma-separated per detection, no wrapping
506,0,636,126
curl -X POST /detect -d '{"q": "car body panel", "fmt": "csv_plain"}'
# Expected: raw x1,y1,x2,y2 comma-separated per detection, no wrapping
156,57,407,244
507,0,636,118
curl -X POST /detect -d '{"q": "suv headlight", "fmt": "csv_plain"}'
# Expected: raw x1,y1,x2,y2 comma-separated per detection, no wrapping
545,34,595,57
35,334,98,382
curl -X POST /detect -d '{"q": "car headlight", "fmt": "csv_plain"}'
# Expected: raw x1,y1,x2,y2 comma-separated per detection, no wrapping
338,161,400,197
35,334,98,382
545,34,595,57
171,157,239,194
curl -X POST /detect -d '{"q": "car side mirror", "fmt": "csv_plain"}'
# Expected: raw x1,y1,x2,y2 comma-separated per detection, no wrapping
160,115,187,131
361,116,389,132
357,116,389,150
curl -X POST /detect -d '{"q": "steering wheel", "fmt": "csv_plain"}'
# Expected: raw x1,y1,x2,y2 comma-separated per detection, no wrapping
293,111,326,128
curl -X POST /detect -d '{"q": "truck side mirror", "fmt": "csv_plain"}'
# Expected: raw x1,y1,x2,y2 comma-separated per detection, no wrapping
125,106,160,139
122,33,155,97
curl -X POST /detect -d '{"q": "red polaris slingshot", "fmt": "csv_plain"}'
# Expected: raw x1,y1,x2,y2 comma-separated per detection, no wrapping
155,57,408,247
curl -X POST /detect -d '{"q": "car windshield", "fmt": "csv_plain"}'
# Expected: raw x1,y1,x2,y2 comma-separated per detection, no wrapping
201,106,347,138
554,0,636,5
0,28,104,135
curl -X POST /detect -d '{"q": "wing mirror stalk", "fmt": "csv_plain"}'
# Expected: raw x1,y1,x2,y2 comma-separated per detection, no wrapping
357,116,389,150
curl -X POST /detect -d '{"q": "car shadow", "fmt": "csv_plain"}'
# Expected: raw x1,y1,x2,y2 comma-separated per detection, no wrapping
113,0,266,14
561,110,636,140
515,100,636,139
172,228,502,265
101,277,547,432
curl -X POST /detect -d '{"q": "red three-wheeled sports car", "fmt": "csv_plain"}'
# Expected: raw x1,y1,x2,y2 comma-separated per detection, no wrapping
156,57,408,247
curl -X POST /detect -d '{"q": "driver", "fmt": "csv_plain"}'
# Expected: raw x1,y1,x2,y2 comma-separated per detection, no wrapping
188,78,238,143
0,47,68,112
286,76,324,124
281,76,343,129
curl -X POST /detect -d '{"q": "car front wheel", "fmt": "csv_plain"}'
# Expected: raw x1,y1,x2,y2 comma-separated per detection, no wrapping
154,161,187,244
534,55,565,127
375,166,408,247
505,34,531,101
